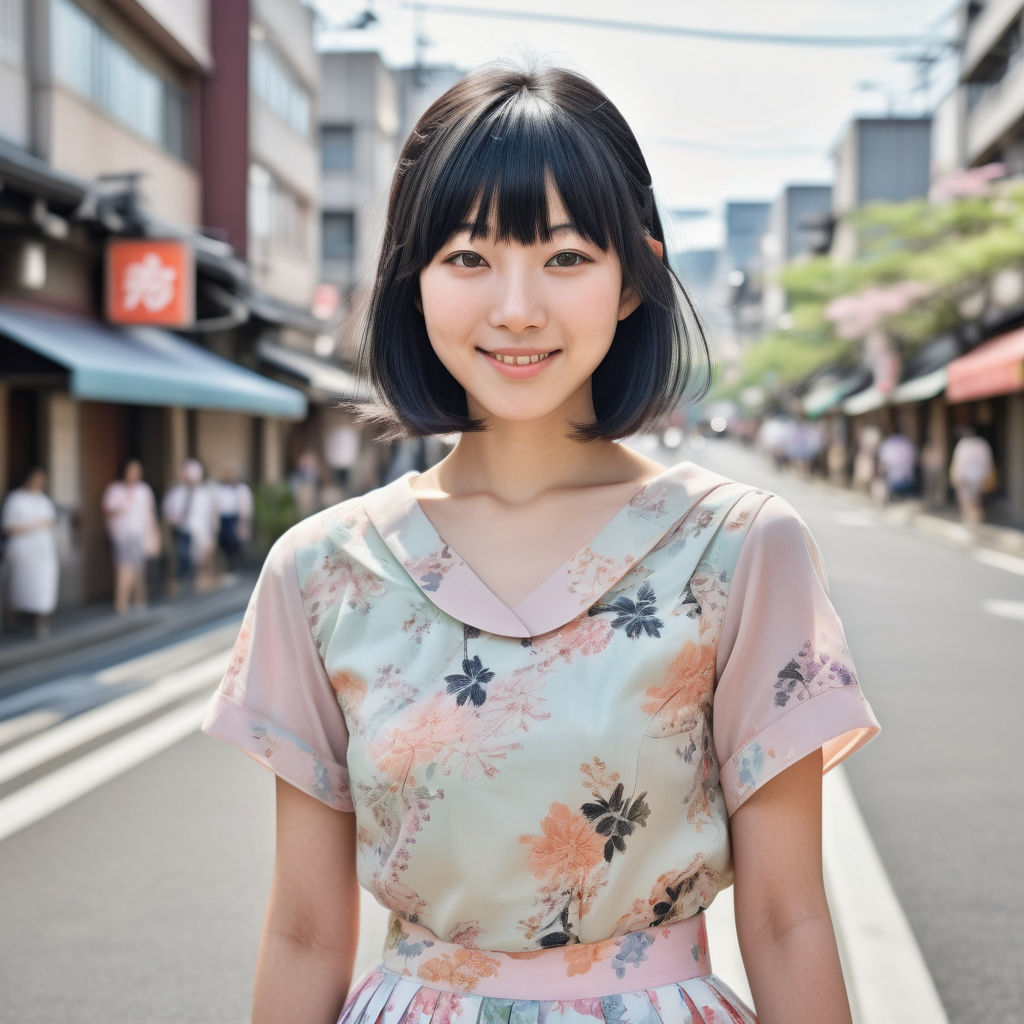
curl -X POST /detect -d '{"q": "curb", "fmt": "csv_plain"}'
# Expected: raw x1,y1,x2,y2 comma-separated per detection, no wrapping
0,575,255,685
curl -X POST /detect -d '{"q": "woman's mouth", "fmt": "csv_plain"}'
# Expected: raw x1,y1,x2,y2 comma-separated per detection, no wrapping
478,348,560,378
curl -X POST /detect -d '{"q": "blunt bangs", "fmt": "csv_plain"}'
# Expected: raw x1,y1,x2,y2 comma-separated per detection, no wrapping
407,95,631,266
355,64,712,442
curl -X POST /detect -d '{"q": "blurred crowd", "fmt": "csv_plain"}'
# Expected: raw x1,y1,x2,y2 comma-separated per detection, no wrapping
753,415,997,527
0,433,449,641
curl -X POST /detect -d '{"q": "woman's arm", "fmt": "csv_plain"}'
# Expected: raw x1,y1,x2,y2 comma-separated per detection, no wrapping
253,776,361,1024
730,748,853,1024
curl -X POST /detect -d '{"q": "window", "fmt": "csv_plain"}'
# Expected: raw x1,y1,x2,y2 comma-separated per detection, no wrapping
250,32,311,138
49,0,190,161
322,126,354,170
0,0,24,65
322,212,355,260
249,163,309,252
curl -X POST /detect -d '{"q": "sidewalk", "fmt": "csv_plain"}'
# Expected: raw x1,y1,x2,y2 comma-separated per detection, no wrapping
0,572,256,687
789,461,1024,558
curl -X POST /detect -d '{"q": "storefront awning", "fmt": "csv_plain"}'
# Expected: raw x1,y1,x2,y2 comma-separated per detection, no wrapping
947,326,1024,403
0,304,306,419
841,385,887,416
891,366,947,404
802,369,872,418
257,339,372,402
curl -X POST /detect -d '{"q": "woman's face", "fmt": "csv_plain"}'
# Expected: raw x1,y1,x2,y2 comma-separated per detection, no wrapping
418,185,640,430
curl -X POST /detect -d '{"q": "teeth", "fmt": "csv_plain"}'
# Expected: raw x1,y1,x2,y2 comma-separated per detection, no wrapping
492,352,552,365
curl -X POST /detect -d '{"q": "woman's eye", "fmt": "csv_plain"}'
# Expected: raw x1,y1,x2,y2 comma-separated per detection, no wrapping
547,251,586,268
448,252,485,268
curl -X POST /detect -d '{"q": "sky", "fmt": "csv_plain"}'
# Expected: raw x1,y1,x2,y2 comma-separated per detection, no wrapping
312,0,960,251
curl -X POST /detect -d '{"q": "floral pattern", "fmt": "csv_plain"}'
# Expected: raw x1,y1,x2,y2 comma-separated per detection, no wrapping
203,460,879,966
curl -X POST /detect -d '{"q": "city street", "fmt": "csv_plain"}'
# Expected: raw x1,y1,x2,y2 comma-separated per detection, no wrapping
0,437,1020,1023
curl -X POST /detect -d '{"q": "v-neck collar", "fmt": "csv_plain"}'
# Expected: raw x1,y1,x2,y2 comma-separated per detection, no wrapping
361,459,737,638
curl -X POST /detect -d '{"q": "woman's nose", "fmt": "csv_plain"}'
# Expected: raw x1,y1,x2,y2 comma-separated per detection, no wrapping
487,271,548,333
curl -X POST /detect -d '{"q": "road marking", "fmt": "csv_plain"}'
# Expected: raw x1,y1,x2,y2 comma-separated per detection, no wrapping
823,768,949,1024
0,695,207,843
0,709,62,747
975,549,1024,577
95,621,240,685
835,511,875,528
0,651,226,787
982,599,1024,623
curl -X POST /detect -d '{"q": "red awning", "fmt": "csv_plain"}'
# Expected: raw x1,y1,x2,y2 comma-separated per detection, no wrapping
946,326,1024,402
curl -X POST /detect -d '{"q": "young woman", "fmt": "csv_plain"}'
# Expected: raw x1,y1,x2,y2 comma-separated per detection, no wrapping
203,65,879,1024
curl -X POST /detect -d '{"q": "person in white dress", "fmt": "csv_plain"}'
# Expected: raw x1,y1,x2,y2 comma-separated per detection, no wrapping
102,459,160,614
1,467,59,637
162,459,220,595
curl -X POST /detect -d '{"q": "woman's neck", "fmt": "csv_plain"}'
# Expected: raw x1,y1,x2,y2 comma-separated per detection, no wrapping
422,429,659,507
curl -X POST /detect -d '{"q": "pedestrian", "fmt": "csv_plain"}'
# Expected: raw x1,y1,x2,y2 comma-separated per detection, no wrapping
216,462,254,577
949,427,996,527
875,430,917,504
102,458,160,613
162,459,219,595
851,423,882,494
1,467,59,637
325,421,361,496
289,450,323,519
202,65,879,1023
920,437,946,510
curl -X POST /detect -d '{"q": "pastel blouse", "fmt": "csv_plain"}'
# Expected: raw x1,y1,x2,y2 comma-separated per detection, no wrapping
201,460,879,952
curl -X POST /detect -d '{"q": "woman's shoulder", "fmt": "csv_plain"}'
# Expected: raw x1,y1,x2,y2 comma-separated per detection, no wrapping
269,490,377,564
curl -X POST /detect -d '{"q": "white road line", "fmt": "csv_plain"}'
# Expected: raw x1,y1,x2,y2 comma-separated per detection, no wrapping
0,695,207,843
0,651,227,787
0,709,62,747
95,621,240,685
975,549,1024,577
982,599,1024,623
823,767,948,1024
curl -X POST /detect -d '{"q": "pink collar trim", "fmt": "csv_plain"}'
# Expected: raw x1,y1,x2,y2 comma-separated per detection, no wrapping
362,460,737,638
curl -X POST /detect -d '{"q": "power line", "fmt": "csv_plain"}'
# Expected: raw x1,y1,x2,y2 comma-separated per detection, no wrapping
397,2,950,48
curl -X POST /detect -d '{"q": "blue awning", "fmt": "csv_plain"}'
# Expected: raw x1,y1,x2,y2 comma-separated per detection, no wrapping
0,304,306,419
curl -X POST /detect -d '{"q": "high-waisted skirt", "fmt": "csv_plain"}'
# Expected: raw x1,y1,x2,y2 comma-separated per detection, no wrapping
337,913,757,1024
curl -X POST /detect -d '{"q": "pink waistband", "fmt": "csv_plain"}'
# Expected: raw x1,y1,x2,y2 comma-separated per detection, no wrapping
380,913,712,1000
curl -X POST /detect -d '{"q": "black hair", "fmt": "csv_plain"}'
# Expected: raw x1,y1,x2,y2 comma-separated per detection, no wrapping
352,62,712,441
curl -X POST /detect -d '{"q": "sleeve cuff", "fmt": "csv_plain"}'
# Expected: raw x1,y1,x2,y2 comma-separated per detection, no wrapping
719,685,880,816
201,690,355,812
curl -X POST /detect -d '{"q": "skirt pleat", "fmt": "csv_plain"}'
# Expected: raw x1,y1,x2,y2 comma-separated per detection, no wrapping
338,972,756,1024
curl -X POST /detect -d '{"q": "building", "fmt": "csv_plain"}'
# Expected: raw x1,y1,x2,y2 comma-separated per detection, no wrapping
959,0,1024,172
761,184,832,328
830,117,932,262
0,0,328,609
922,0,1024,524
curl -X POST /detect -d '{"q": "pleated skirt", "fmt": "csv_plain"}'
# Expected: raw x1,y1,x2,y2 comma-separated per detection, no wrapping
337,913,757,1024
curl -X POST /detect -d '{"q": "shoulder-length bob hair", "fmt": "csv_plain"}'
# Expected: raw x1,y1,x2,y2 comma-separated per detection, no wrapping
355,63,712,442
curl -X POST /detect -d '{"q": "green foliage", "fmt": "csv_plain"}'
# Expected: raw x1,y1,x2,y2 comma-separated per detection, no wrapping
734,182,1024,401
252,482,297,557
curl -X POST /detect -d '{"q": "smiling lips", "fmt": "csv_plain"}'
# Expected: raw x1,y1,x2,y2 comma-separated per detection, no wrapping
478,347,560,377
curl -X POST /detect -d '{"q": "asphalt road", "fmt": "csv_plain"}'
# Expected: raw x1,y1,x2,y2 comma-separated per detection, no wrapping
686,435,1023,1024
0,435,1020,1023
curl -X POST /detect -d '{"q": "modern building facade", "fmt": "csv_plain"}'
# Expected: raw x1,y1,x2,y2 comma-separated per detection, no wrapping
830,117,933,261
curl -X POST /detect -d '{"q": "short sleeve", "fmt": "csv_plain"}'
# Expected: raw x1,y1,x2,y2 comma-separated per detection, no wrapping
713,494,879,815
201,528,354,811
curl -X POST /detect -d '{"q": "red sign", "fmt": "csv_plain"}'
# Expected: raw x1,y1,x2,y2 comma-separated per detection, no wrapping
106,238,195,327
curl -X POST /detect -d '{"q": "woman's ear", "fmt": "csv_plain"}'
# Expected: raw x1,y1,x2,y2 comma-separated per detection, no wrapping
618,283,642,321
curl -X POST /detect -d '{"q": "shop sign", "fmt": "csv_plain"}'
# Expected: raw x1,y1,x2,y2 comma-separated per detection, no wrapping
106,238,195,327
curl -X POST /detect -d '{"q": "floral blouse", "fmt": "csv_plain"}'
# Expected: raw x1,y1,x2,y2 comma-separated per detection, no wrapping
202,460,879,952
